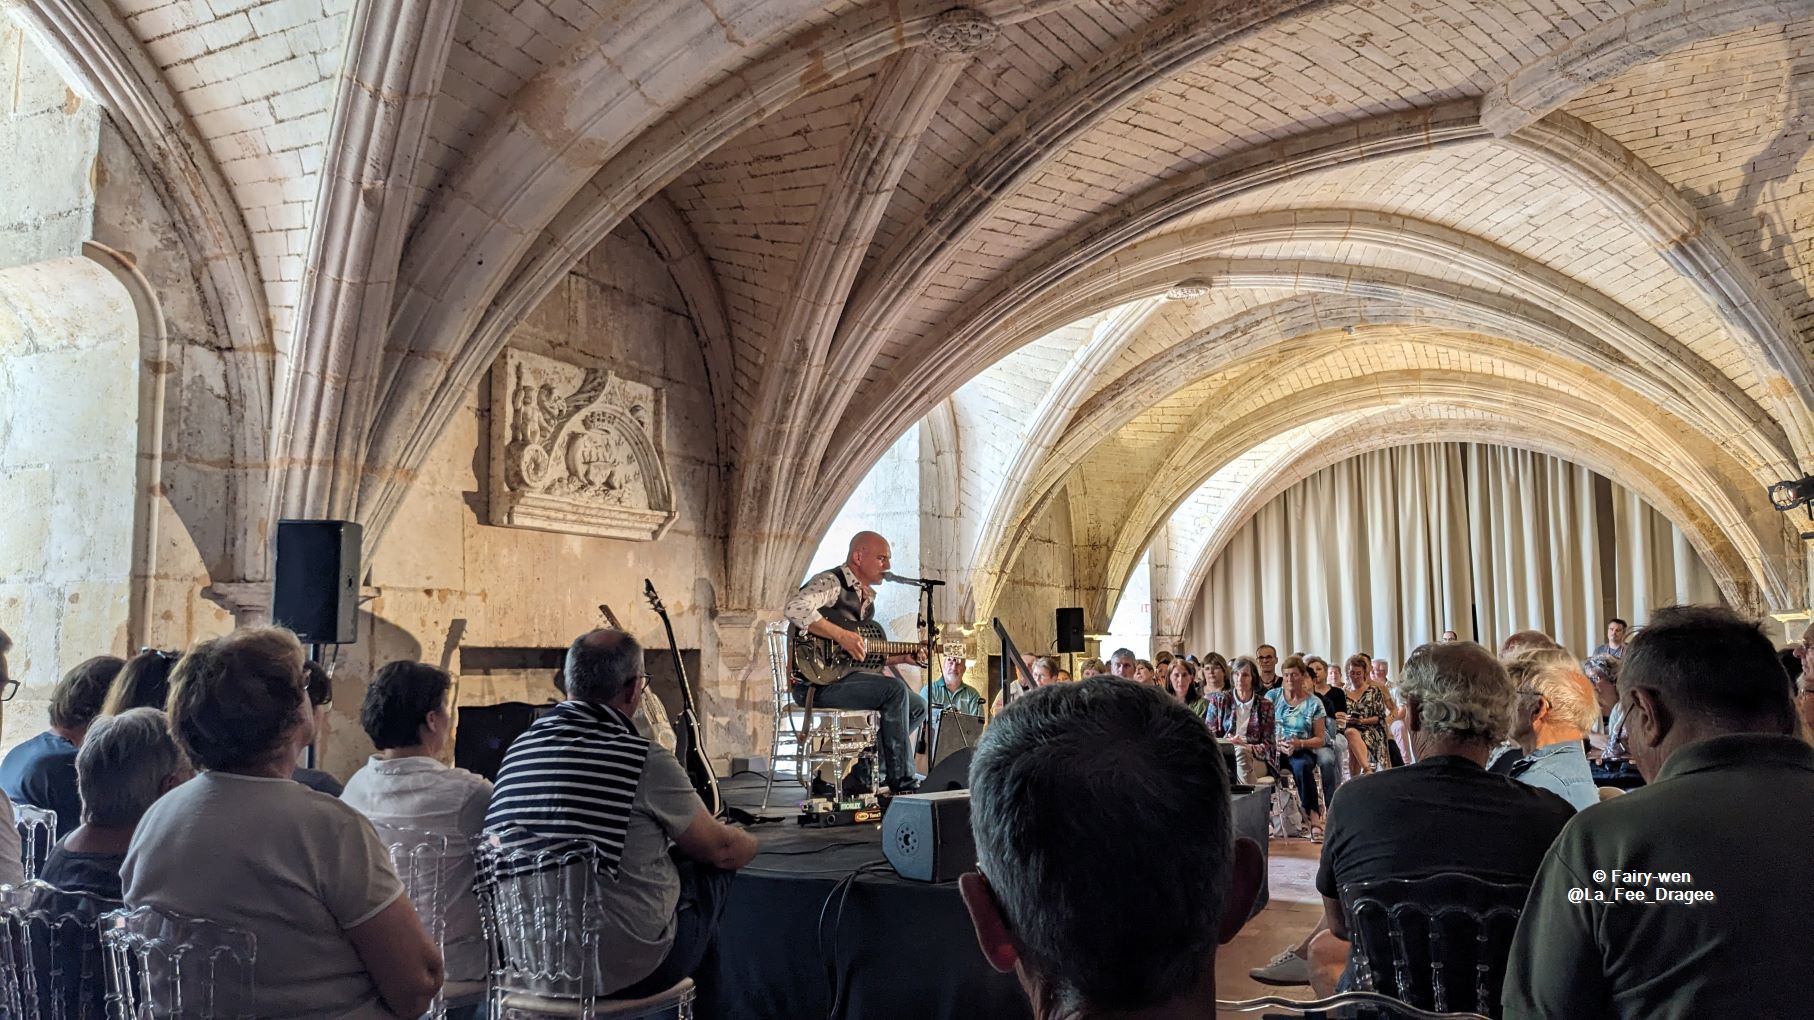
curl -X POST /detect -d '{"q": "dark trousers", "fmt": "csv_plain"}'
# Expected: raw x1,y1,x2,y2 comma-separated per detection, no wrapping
611,859,736,999
793,672,928,786
1281,749,1322,818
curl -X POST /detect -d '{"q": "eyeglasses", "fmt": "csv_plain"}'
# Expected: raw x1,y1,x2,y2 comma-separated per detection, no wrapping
0,678,16,703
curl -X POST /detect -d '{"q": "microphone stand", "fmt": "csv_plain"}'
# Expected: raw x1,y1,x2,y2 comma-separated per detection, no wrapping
906,577,941,775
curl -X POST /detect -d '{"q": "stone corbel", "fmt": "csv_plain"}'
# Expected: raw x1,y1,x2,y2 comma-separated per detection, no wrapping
200,581,272,626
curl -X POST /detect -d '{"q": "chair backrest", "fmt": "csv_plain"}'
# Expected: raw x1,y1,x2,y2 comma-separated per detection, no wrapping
101,904,257,1019
474,828,607,1003
1218,991,1488,1019
765,622,792,700
13,805,56,882
0,881,119,1019
371,823,469,1019
1341,872,1529,1018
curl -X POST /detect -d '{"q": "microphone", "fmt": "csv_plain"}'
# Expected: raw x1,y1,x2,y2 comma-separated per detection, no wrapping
883,571,946,587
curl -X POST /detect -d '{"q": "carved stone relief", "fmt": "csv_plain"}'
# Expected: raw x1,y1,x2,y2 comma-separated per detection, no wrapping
488,348,676,540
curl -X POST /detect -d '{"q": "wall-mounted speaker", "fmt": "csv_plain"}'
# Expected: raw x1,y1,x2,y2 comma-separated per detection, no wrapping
881,789,975,883
273,519,362,644
1056,607,1086,653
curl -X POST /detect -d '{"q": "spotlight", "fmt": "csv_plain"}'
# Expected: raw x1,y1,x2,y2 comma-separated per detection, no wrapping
1769,475,1814,513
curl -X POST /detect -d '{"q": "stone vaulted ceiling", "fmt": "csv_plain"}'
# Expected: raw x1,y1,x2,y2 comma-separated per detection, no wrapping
9,0,1814,620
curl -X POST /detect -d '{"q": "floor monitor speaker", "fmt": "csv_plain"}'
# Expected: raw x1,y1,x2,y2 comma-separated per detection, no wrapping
273,519,362,644
923,745,974,793
882,789,975,883
1056,606,1086,653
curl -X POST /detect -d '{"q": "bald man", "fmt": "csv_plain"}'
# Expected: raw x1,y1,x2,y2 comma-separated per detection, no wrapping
783,532,928,795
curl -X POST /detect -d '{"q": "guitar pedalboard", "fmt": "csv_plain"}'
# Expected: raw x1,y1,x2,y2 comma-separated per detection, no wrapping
798,794,883,828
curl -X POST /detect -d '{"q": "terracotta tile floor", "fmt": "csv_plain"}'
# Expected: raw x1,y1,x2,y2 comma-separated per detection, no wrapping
1218,836,1325,1016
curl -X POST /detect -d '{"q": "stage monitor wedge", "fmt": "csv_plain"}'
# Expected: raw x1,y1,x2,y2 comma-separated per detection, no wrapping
1056,607,1085,653
273,519,362,645
882,789,975,883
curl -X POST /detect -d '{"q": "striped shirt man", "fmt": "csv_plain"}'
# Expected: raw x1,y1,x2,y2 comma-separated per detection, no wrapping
484,700,651,873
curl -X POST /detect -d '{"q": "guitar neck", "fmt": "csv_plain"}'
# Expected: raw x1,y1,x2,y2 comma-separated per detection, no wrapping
870,641,924,656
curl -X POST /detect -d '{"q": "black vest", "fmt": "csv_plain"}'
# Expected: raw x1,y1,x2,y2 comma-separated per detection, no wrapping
811,566,875,630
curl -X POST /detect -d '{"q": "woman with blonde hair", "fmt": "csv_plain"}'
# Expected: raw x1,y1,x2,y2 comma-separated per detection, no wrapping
1342,652,1393,774
1199,653,1231,695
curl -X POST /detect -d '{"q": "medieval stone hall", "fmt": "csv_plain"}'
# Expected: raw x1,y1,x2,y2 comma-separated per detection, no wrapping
2,0,1814,1016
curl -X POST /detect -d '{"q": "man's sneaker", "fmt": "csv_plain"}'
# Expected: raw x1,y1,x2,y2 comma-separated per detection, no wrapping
810,776,837,800
1249,947,1310,986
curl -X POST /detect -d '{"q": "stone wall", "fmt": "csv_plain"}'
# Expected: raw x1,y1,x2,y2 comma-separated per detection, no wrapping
0,257,137,746
0,25,100,269
991,491,1082,659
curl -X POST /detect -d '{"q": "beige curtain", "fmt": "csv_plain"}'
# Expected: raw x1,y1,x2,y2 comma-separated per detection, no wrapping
1182,443,1722,667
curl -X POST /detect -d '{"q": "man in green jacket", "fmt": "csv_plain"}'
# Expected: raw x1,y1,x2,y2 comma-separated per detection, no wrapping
1503,604,1814,1018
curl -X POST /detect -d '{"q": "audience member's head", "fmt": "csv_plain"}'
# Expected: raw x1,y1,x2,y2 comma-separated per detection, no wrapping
962,679,1261,1017
1370,657,1390,684
303,659,333,709
1153,650,1174,669
1605,617,1629,647
1499,629,1561,658
1254,645,1278,678
360,660,455,753
167,627,308,772
0,626,11,690
1583,655,1621,717
1303,655,1329,688
1056,669,1072,683
1229,656,1260,700
75,707,192,830
105,648,180,716
1133,659,1155,685
1398,641,1515,756
1797,619,1814,679
1440,629,1459,642
1165,658,1199,702
1343,652,1370,689
1200,652,1230,693
1079,657,1107,678
1618,605,1797,781
564,629,646,711
941,654,967,687
1030,656,1059,686
1798,672,1814,740
51,656,125,744
1108,648,1138,680
1506,653,1598,753
1280,655,1311,698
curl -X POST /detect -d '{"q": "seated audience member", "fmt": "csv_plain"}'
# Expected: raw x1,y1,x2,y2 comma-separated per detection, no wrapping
1133,659,1153,685
1306,655,1347,800
1503,654,1599,810
1,655,120,831
1206,657,1276,784
1255,644,1280,690
1371,657,1414,766
341,660,492,1002
1439,629,1459,642
1592,616,1628,658
103,648,179,715
1056,669,1072,683
1077,657,1107,678
1162,658,1207,718
125,627,442,1019
1266,658,1329,836
1106,648,1139,682
925,654,984,716
1799,670,1814,745
1584,655,1642,786
1504,606,1814,1018
486,629,757,999
1498,629,1560,657
992,655,1058,714
292,660,344,796
1299,641,1573,996
961,679,1263,1019
1341,653,1393,775
1585,651,1619,742
1200,652,1230,694
41,708,191,900
0,633,21,884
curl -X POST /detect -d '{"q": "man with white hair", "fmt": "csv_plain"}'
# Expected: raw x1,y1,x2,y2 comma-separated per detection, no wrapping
40,707,193,899
1504,654,1601,810
1107,648,1139,681
1302,641,1573,996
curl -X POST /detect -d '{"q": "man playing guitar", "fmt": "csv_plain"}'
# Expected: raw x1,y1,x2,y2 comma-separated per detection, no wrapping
784,531,928,795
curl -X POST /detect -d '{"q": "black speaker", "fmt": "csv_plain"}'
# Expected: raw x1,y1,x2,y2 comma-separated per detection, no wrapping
923,745,974,792
882,789,975,883
930,709,984,770
1056,607,1085,653
273,519,362,644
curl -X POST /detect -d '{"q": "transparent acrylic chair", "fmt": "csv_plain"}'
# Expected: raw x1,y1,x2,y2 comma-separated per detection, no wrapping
759,623,879,813
372,823,486,1019
0,880,119,1019
11,805,56,882
475,829,694,1019
1216,991,1490,1019
100,904,256,1019
1340,872,1529,1019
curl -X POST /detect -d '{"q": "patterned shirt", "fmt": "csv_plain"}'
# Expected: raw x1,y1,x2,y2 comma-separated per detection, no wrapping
783,565,872,630
1265,688,1327,744
484,700,651,874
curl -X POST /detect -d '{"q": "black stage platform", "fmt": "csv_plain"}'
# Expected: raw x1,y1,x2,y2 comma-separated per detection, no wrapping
697,774,1272,1020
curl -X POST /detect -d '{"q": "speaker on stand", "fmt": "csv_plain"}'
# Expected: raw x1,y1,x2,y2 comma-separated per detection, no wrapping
1056,606,1085,677
273,519,362,769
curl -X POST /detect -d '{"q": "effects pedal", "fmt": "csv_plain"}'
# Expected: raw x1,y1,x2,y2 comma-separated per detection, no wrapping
798,793,883,828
